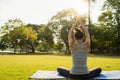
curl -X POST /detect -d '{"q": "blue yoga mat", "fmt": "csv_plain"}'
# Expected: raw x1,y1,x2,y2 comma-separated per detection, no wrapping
29,70,120,79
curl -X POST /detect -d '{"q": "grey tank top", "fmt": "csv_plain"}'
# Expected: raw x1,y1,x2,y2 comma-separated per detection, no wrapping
70,43,89,74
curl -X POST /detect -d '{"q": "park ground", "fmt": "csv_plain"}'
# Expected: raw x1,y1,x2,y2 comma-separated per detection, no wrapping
0,54,120,80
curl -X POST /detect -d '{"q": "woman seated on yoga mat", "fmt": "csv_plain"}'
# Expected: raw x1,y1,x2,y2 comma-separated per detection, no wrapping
57,16,102,80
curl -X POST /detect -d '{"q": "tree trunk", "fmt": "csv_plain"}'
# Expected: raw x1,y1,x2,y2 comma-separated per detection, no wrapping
88,0,93,53
14,44,17,54
31,47,35,53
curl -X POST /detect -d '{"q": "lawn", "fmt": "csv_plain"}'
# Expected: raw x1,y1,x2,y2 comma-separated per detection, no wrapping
0,55,120,80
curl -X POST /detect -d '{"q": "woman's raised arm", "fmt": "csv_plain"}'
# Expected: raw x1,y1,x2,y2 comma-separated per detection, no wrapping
68,17,79,46
78,16,90,51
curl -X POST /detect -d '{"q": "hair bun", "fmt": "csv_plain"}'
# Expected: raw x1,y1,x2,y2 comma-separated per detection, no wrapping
75,28,81,33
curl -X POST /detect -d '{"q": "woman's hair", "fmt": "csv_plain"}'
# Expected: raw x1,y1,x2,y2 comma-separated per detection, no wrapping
74,28,84,39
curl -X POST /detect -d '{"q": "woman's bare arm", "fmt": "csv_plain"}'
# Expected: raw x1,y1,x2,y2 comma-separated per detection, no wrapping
68,17,79,46
78,17,90,50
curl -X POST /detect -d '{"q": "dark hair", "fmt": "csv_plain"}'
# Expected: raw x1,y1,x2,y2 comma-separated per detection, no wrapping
74,28,84,39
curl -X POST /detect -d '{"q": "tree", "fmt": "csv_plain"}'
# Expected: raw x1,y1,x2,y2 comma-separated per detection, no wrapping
38,24,54,51
23,27,37,53
48,8,81,54
0,19,24,52
0,20,54,53
25,24,41,53
91,24,114,54
86,0,96,27
26,24,54,52
8,26,37,53
98,0,120,54
0,24,37,53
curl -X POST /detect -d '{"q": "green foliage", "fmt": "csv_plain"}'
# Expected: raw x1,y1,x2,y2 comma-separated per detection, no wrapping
48,8,79,54
0,19,38,53
1,19,24,34
38,24,54,51
54,41,64,51
91,24,114,53
97,0,120,54
26,24,54,52
0,35,9,50
0,19,24,51
8,26,37,53
103,0,120,10
98,11,112,22
0,20,54,53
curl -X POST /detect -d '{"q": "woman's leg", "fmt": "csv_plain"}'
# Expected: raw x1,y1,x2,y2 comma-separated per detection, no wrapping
89,68,102,78
57,67,70,77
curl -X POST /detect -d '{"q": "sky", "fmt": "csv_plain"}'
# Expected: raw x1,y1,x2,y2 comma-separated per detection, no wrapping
0,0,105,26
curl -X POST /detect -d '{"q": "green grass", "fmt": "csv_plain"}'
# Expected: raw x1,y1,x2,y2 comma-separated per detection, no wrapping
0,55,120,80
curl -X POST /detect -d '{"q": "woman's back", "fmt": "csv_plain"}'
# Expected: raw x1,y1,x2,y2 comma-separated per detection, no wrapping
70,43,88,74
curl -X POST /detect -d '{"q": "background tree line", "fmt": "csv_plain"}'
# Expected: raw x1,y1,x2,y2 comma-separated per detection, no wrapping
0,0,120,55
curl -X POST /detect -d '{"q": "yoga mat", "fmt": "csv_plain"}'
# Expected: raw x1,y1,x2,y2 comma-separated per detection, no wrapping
29,70,120,79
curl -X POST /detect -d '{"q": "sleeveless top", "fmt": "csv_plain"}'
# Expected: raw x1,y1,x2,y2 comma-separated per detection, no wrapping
70,43,89,74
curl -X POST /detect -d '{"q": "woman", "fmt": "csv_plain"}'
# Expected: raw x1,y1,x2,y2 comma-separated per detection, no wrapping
57,16,102,79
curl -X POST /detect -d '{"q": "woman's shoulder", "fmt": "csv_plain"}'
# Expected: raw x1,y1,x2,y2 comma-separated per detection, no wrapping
82,42,90,52
69,42,77,52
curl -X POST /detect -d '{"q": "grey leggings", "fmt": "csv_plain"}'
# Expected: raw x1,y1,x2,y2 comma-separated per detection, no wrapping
57,67,102,79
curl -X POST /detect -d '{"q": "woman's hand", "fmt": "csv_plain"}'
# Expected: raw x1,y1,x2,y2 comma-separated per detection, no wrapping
76,16,80,21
